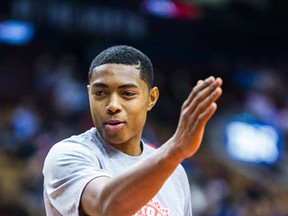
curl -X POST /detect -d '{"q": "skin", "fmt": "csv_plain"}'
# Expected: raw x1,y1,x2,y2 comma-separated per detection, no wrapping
87,63,159,155
82,63,223,216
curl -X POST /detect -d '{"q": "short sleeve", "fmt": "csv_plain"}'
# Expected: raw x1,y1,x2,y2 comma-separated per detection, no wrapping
43,141,110,215
178,165,193,216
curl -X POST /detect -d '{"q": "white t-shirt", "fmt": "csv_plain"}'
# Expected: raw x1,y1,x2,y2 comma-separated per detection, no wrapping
42,127,192,215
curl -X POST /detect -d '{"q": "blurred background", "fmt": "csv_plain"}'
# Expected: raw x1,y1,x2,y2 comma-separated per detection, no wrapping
1,0,288,215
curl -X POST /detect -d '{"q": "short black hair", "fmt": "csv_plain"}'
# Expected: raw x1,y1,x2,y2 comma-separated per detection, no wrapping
88,45,154,89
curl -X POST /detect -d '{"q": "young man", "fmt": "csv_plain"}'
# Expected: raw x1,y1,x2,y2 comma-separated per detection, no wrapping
43,45,223,215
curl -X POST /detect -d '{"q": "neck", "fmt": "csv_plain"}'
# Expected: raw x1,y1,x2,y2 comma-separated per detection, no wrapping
111,141,143,156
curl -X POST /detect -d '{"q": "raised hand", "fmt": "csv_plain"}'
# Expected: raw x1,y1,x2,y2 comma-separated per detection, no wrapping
171,76,223,160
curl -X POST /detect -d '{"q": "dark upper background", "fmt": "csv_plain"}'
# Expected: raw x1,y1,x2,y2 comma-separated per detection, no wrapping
1,0,288,103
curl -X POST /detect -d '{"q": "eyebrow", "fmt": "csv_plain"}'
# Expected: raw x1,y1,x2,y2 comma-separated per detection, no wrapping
92,82,139,89
92,82,109,88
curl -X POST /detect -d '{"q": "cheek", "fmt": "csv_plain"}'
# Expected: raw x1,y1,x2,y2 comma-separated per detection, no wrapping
126,105,148,127
127,95,150,113
89,100,104,122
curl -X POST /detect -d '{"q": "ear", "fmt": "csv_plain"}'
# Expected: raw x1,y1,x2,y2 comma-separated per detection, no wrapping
147,86,159,111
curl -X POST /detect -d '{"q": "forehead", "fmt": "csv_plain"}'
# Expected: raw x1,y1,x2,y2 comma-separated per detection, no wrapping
90,63,142,84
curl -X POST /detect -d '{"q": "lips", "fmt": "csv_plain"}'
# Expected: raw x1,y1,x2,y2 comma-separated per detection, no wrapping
104,120,125,132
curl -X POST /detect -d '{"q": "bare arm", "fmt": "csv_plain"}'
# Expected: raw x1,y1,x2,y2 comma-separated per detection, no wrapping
80,76,223,216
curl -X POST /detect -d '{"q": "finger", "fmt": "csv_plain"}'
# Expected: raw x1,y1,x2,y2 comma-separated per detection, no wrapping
196,102,218,129
197,80,204,85
188,86,222,125
183,77,222,113
183,77,215,109
194,86,222,116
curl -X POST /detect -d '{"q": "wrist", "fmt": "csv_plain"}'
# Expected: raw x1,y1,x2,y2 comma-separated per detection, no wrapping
162,136,186,165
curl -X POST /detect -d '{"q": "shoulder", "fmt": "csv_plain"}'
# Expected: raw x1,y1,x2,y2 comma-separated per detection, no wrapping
143,142,156,151
43,128,101,172
168,163,189,187
48,128,97,156
174,163,188,177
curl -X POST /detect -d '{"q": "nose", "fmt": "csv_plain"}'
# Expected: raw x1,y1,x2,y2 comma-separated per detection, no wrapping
106,94,122,114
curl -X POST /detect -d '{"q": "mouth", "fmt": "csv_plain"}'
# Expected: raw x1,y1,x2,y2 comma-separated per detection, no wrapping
104,120,125,132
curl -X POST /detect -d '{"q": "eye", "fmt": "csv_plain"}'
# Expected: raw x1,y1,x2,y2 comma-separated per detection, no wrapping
94,90,106,97
122,91,136,98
